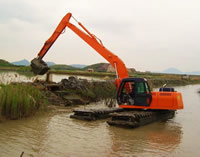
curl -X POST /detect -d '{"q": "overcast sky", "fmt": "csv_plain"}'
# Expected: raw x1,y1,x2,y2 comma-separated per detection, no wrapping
0,0,200,72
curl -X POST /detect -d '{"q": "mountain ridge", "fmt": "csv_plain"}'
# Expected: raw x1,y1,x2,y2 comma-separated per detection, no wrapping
11,59,56,66
3,59,200,75
161,67,200,75
70,64,87,68
12,59,30,66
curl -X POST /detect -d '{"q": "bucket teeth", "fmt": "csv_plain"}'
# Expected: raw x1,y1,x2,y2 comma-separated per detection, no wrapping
31,58,49,75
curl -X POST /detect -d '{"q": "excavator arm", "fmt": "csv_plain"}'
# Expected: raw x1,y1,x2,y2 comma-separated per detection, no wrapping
31,12,184,110
31,12,129,88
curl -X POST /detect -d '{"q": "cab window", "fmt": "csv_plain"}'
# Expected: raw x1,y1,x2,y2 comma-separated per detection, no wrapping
135,82,145,94
145,82,150,93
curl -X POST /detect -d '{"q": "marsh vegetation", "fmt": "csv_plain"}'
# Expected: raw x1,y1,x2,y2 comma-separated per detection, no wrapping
0,84,47,120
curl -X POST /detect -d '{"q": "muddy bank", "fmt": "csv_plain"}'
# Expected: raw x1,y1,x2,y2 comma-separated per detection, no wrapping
149,78,199,88
32,76,116,107
0,76,116,122
32,76,198,107
1,75,198,122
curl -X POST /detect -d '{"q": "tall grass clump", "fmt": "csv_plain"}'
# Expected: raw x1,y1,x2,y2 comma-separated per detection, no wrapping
0,83,47,120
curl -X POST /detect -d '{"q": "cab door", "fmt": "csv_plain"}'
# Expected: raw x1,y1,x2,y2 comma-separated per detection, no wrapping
116,79,152,106
134,81,152,106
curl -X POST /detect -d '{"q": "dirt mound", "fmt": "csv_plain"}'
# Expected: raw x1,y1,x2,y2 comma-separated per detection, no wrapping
33,76,115,106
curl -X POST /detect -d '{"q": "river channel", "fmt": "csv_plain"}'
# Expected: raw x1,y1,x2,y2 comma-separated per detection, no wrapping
0,72,103,84
0,79,200,156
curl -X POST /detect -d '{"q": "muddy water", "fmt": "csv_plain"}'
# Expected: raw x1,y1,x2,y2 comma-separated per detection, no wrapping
0,85,200,157
0,72,104,84
51,74,104,82
0,72,46,84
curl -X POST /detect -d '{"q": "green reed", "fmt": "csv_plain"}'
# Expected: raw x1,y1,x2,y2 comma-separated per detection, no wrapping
0,84,47,120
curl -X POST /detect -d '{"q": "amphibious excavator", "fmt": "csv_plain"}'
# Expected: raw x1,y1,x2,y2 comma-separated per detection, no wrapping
31,13,183,127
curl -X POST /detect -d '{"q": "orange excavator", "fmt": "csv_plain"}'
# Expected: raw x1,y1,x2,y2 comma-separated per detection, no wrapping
31,12,184,111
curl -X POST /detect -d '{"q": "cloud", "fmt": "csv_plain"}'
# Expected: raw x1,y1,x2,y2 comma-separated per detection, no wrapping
0,0,36,23
0,0,200,72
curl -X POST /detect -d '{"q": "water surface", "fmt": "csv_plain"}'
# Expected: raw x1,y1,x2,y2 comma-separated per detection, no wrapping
0,72,104,84
0,85,200,157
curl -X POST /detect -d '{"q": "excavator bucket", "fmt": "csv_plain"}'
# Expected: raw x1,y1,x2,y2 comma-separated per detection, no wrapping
31,58,50,75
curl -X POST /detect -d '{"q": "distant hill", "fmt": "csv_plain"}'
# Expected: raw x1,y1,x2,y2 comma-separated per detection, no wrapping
3,58,199,75
160,68,200,75
46,61,56,66
161,68,183,74
83,62,136,73
0,59,15,67
50,64,80,70
83,63,110,72
70,64,87,68
12,59,30,66
12,59,56,67
186,71,200,75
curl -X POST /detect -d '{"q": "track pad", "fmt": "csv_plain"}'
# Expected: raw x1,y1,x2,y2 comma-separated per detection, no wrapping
31,58,50,75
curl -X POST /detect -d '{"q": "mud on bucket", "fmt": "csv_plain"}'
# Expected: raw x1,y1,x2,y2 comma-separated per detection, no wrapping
31,58,50,75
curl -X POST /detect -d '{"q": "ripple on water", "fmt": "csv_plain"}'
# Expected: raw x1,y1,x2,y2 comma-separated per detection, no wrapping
1,85,200,157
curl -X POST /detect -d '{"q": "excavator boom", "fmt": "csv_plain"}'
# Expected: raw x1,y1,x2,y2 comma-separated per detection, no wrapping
31,12,128,88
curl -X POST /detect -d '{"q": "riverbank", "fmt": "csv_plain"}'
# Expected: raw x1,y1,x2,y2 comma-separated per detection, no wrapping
1,65,200,85
47,70,200,85
1,70,200,121
148,78,200,88
0,77,116,121
33,77,116,106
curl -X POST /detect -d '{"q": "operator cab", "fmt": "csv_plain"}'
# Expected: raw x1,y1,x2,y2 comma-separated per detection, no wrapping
117,78,152,106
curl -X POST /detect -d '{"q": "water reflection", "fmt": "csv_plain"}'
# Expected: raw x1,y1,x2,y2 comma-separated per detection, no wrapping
0,72,105,84
0,112,51,156
51,74,104,82
0,72,46,84
108,119,182,156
